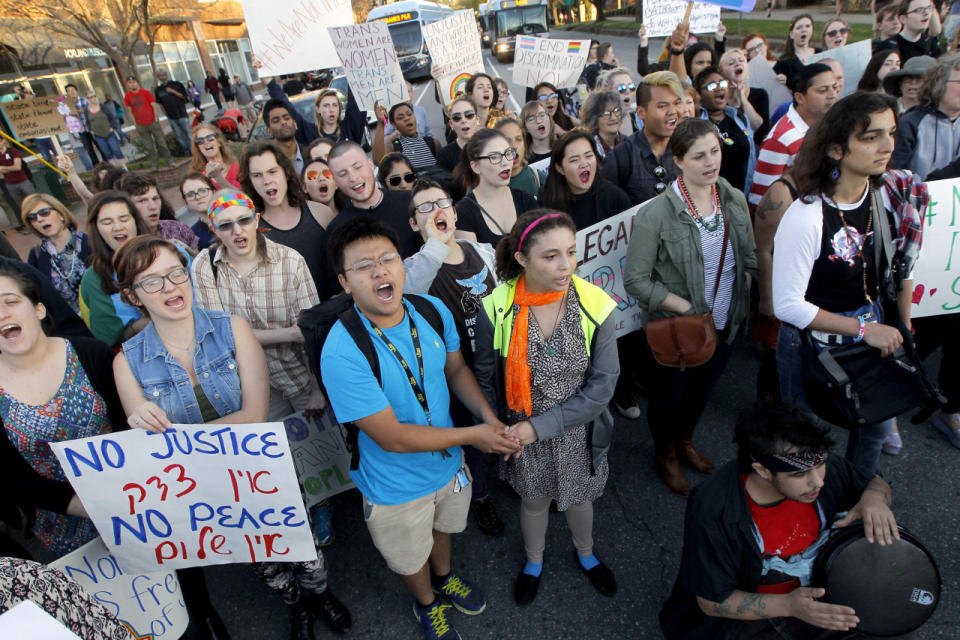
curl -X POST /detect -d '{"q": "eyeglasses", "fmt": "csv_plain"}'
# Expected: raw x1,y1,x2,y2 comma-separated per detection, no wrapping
387,172,417,187
601,107,623,119
704,80,729,92
183,187,212,201
825,27,851,37
450,110,476,122
25,207,54,222
525,111,548,124
305,168,333,181
653,165,667,193
344,252,401,274
132,266,190,294
537,93,559,101
195,134,217,145
616,83,636,94
474,148,518,165
413,198,454,214
907,4,934,15
214,214,257,233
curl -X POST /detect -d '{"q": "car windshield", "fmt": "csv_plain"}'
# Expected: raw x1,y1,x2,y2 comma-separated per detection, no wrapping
388,22,423,57
497,7,547,38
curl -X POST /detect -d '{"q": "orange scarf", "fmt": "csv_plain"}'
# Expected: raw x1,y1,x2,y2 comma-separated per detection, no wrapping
505,275,566,417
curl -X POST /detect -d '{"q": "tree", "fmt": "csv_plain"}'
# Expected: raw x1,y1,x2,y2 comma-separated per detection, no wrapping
585,0,607,21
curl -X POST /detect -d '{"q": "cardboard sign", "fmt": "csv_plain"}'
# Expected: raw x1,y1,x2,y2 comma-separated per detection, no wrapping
749,55,792,119
283,411,355,507
576,203,652,337
512,35,590,89
808,39,872,98
423,10,485,105
50,423,317,573
0,96,69,140
0,601,82,639
909,178,960,318
328,21,407,111
241,0,354,77
643,0,721,39
49,537,189,639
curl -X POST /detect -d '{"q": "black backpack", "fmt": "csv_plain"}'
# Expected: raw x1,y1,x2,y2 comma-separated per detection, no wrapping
299,293,445,469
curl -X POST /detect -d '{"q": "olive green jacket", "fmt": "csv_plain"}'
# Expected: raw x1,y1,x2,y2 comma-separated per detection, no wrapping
623,178,759,343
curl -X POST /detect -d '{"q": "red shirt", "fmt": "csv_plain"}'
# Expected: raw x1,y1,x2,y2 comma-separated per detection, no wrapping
0,148,28,184
124,89,156,126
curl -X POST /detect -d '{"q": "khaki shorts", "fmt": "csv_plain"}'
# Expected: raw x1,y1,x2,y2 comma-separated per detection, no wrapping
363,466,472,575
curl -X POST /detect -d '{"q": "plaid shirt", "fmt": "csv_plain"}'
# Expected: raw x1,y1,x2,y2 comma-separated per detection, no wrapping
191,238,319,398
879,169,925,280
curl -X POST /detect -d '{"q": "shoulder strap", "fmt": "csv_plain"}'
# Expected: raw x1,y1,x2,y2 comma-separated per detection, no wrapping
337,307,381,471
466,194,506,235
531,166,541,190
871,187,899,306
614,141,631,190
405,294,445,343
207,247,219,284
710,217,731,311
392,137,402,152
425,135,439,155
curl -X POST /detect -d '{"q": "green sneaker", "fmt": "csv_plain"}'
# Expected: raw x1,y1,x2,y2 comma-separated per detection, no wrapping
432,573,487,615
413,600,460,640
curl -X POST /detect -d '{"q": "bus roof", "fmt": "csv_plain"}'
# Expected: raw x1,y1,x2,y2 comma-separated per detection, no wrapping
367,0,453,21
486,0,547,9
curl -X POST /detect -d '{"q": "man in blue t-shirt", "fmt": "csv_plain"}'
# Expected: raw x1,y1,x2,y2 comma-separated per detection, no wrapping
320,216,519,640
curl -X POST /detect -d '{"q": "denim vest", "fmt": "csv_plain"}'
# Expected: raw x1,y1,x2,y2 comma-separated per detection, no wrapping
122,308,242,423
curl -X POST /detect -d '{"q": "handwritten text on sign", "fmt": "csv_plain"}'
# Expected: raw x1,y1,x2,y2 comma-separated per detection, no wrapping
643,0,721,38
0,97,69,140
512,36,590,89
424,10,484,80
911,178,960,318
241,0,353,77
284,411,355,507
576,203,650,337
51,423,317,574
50,537,188,639
329,22,406,112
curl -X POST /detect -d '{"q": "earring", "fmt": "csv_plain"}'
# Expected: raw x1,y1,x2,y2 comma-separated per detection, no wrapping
830,167,840,180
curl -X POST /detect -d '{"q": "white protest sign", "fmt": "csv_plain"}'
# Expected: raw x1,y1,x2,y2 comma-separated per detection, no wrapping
0,601,81,639
424,10,486,105
328,21,406,112
241,0,354,77
749,56,792,118
51,423,317,573
49,537,188,639
643,0,721,38
908,178,960,318
576,203,652,337
282,411,355,507
512,35,590,89
808,39,872,98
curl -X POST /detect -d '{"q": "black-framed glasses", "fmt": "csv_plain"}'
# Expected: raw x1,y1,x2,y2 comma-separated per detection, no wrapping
474,148,518,165
537,93,559,101
344,252,401,274
653,165,667,193
25,207,54,222
907,4,933,14
616,83,636,94
195,134,217,145
450,110,476,122
387,172,417,187
132,266,190,294
601,107,623,119
413,198,454,214
214,214,257,233
525,112,548,124
825,27,851,37
184,187,212,201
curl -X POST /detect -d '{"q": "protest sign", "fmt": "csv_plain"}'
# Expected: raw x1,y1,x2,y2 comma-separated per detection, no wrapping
49,537,188,639
512,35,590,89
808,39,872,98
50,423,317,573
749,56,792,119
283,411,355,507
909,178,960,318
328,21,406,111
0,96,68,140
0,601,81,639
240,0,353,77
423,10,486,105
576,203,652,337
643,0,721,38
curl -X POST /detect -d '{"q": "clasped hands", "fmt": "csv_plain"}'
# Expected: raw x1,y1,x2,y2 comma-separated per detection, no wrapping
471,420,537,459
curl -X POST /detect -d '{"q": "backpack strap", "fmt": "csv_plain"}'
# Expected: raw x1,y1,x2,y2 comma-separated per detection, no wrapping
392,137,403,153
405,294,445,342
208,248,219,284
336,306,381,470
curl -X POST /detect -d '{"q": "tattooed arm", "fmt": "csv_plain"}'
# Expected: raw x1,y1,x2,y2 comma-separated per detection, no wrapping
697,588,860,631
754,178,794,318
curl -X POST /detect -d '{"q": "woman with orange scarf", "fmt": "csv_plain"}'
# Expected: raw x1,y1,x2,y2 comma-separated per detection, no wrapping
474,210,620,606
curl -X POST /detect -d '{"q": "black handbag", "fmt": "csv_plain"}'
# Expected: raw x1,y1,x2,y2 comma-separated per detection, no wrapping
800,189,944,429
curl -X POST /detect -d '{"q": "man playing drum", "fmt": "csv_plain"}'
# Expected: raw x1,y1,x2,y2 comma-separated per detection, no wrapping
659,404,899,640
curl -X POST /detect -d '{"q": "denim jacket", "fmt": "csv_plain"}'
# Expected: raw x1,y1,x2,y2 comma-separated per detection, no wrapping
122,308,242,423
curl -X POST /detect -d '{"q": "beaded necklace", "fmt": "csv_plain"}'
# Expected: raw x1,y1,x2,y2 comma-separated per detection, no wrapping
677,176,723,232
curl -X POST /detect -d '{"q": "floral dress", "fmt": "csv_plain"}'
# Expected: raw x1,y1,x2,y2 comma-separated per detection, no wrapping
0,341,111,556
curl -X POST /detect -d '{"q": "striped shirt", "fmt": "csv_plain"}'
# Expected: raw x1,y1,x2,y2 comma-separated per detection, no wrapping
397,135,437,170
748,105,809,208
191,238,320,399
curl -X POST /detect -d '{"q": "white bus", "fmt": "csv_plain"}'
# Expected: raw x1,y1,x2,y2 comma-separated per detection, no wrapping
483,0,549,62
367,0,453,81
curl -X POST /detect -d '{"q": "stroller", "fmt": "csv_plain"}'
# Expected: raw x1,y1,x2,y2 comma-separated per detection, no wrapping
190,108,245,142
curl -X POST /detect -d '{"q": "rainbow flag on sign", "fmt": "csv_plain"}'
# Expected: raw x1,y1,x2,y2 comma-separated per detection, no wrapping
518,36,536,51
568,42,581,53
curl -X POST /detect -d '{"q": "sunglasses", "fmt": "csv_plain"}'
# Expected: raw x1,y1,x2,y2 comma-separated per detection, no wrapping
413,198,454,214
305,168,333,181
704,80,729,92
195,134,217,145
616,83,636,94
214,214,257,233
825,27,851,37
450,110,476,122
537,93,559,101
25,207,54,222
387,172,417,187
653,165,667,193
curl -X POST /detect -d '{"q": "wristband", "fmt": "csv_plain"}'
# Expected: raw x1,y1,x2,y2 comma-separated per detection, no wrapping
854,315,866,343
669,47,684,56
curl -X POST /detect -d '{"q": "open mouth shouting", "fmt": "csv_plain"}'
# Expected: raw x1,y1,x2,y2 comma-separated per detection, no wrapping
112,231,130,246
433,211,452,233
264,187,280,202
0,322,21,342
497,168,512,182
40,222,55,234
163,294,188,312
375,281,395,304
318,183,330,196
537,123,547,136
578,168,592,185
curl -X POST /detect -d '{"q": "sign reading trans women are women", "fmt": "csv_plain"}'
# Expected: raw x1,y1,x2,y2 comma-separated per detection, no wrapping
51,423,317,573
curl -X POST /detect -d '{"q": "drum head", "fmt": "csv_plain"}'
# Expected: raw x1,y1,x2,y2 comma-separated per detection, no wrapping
816,526,940,637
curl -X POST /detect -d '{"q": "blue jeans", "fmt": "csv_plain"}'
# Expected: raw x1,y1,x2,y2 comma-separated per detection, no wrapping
168,116,192,155
93,132,124,160
777,323,893,473
69,133,94,171
34,138,56,164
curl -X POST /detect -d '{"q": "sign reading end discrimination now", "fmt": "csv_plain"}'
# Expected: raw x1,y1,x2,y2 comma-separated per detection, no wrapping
0,96,68,140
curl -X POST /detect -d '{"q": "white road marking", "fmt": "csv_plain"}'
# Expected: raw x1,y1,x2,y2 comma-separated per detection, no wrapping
484,54,522,113
414,80,433,106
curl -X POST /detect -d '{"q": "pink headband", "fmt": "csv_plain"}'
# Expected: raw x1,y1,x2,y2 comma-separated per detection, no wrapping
518,213,561,251
208,192,254,219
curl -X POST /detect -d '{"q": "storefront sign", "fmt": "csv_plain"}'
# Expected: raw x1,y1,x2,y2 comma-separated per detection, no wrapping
63,47,107,59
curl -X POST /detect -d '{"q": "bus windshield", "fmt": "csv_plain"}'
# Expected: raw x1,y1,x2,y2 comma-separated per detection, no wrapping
388,21,423,57
496,6,547,38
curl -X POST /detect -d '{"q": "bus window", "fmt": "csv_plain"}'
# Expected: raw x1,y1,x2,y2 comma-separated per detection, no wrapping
388,21,424,57
497,6,547,38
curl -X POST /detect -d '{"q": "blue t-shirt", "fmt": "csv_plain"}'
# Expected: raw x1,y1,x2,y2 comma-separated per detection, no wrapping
320,295,461,505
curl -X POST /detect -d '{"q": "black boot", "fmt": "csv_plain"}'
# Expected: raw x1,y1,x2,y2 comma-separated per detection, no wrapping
305,589,351,634
288,601,314,640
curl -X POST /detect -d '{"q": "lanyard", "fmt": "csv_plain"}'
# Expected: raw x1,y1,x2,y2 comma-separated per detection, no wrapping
370,305,451,459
